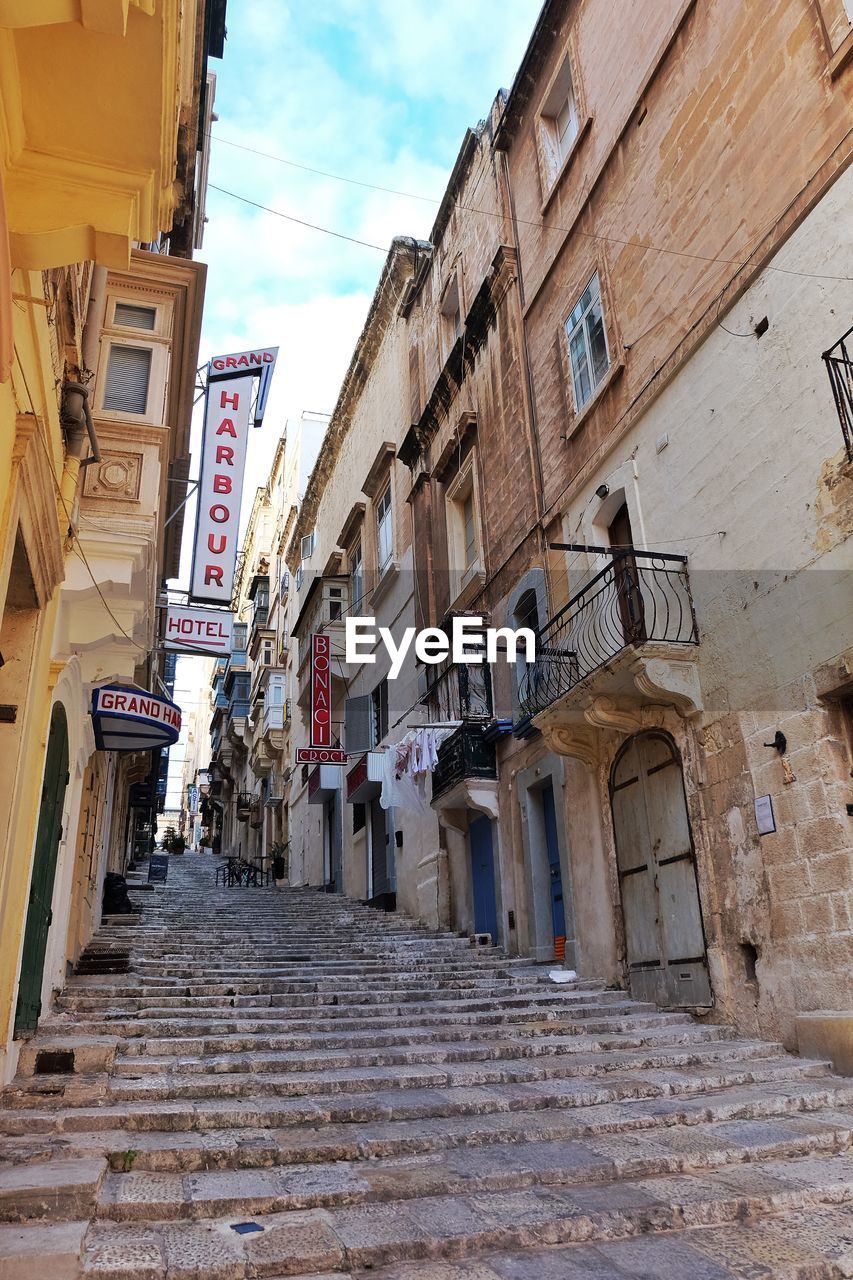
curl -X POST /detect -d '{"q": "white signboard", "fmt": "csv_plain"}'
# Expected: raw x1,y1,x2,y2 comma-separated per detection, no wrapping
165,604,234,656
189,374,253,605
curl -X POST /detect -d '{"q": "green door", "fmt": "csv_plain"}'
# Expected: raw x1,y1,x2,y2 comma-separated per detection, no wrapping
14,704,69,1036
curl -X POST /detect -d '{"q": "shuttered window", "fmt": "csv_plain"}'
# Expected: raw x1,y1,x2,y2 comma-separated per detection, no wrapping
113,302,157,331
345,694,374,754
103,344,152,414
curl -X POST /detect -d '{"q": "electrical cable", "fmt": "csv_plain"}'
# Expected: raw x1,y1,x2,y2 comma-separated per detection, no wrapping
207,128,853,282
208,185,387,252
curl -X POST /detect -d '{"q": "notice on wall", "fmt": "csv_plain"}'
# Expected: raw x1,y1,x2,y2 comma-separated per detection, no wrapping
189,374,254,605
754,794,776,836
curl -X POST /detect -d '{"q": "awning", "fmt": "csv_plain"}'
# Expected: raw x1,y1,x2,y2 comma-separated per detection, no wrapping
346,751,383,803
307,764,342,805
91,684,182,752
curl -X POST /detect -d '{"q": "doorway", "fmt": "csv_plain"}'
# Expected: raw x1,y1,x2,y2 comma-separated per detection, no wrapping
469,814,498,941
610,731,710,1008
608,503,645,645
368,796,390,899
14,703,70,1036
541,783,567,957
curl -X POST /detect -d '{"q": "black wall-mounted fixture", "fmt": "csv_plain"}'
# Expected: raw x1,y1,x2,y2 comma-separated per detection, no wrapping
764,730,787,754
595,483,609,500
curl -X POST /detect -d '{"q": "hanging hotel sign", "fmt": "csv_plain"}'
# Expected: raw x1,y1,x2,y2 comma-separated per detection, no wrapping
91,684,182,752
189,373,253,605
207,346,278,427
311,632,332,747
165,604,234,656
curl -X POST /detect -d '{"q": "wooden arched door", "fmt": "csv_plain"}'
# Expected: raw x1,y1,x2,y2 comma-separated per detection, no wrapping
14,703,69,1035
610,732,710,1008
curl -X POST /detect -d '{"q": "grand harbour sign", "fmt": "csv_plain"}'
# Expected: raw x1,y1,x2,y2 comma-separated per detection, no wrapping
91,684,182,752
188,344,278,608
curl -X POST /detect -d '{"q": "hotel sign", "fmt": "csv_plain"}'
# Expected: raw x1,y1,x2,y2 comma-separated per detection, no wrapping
164,605,233,656
189,374,253,605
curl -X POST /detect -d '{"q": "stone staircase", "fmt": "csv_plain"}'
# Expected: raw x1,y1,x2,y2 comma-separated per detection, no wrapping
0,856,851,1279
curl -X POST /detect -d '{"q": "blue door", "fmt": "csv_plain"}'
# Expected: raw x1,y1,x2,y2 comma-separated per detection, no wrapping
541,783,566,941
469,814,498,941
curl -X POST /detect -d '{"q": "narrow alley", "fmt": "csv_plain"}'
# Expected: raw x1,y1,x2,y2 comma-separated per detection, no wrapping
0,857,851,1279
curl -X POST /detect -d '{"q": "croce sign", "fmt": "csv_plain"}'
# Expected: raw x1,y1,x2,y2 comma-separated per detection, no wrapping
295,747,347,764
208,346,278,427
311,633,332,748
189,374,253,605
164,605,233,656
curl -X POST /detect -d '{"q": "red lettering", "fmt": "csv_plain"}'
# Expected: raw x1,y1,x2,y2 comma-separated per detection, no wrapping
225,357,237,369
205,566,224,586
210,505,229,523
215,445,234,465
220,389,240,409
216,419,237,437
207,534,226,553
213,475,232,494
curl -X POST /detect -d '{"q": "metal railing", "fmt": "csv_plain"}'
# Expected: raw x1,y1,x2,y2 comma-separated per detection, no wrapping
517,549,698,722
823,324,853,461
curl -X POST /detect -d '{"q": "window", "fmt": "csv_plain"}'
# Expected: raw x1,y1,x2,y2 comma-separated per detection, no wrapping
295,566,304,591
113,302,157,331
565,273,610,413
323,581,346,623
440,275,462,355
445,455,483,603
103,344,152,414
372,677,389,743
300,531,315,561
462,491,477,569
261,640,274,665
350,541,364,610
376,485,393,573
539,55,580,184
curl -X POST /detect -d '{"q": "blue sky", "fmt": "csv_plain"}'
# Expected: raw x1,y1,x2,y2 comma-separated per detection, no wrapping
189,0,543,504
168,1,543,798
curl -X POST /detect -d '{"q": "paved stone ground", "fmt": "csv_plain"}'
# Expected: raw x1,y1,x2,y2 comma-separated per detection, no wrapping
0,856,851,1278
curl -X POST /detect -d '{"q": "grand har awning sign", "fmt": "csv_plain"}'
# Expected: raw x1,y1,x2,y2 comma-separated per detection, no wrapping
207,346,278,429
91,685,182,752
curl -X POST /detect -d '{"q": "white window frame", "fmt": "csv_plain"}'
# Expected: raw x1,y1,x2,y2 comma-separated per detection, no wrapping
538,54,580,187
439,272,462,358
349,540,364,610
322,579,348,624
565,272,610,414
96,290,172,423
376,484,393,575
445,454,484,601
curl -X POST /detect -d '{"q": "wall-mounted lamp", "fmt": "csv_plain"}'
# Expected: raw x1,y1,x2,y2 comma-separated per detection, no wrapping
595,483,610,501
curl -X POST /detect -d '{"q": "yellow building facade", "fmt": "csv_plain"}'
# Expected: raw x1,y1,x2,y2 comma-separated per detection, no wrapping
0,1,214,1084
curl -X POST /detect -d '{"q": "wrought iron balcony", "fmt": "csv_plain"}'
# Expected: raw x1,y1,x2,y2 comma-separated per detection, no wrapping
236,791,253,821
432,723,497,802
823,325,853,461
516,549,698,724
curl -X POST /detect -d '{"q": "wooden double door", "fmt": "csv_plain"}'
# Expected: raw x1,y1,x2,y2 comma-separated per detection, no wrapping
610,732,711,1008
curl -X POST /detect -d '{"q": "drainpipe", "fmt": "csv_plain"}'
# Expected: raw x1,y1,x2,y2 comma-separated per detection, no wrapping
59,265,107,523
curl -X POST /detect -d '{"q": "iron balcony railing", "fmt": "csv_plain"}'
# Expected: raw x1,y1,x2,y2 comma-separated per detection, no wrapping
822,324,853,461
516,549,698,723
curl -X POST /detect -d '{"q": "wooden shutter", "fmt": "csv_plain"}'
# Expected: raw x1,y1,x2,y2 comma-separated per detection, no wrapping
103,344,152,414
345,694,374,754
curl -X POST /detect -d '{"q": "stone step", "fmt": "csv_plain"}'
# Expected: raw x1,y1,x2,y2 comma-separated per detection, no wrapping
95,1112,853,1223
0,1158,107,1224
277,1208,853,1280
108,1025,737,1078
79,1152,853,1277
5,1077,852,1174
111,1013,695,1057
0,1219,87,1280
0,1054,833,1132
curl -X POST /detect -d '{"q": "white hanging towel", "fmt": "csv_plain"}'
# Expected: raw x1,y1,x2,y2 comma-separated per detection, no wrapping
380,739,429,813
